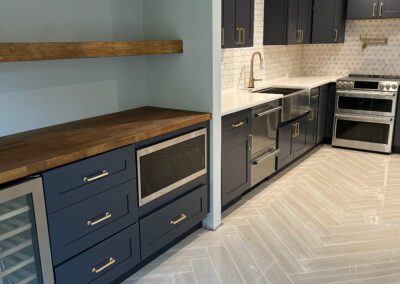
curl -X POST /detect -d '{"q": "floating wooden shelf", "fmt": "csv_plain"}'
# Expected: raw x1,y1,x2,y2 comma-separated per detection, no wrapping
0,40,183,62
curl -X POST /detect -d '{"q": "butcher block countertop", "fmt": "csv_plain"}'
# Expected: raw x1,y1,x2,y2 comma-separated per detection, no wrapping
0,107,212,185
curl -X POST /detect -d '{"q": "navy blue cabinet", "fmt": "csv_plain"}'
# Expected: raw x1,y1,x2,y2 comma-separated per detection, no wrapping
278,115,309,169
264,0,313,45
140,185,208,260
306,89,319,150
48,180,138,265
325,84,337,142
43,124,210,284
55,224,140,284
277,122,295,170
42,145,136,213
317,85,329,144
312,0,347,44
222,0,254,48
292,115,308,159
221,110,251,207
348,0,400,19
380,0,400,18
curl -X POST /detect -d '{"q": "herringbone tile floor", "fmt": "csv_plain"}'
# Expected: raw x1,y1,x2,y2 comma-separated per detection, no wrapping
123,146,400,284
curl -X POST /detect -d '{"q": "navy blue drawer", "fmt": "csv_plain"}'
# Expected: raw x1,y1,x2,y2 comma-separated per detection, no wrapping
49,180,138,265
140,185,208,260
42,145,136,213
222,110,251,142
55,223,140,284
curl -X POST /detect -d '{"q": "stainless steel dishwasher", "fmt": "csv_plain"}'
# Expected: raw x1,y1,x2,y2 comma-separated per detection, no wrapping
250,100,282,187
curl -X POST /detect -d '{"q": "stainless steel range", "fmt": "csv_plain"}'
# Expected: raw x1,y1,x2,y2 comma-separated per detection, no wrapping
333,74,400,153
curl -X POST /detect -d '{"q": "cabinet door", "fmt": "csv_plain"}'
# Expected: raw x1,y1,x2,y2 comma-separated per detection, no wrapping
325,84,337,142
297,0,313,44
333,0,347,43
347,0,378,19
236,0,254,47
277,123,294,170
379,0,400,18
264,0,289,45
222,0,236,48
317,85,329,144
293,116,308,160
221,138,250,206
221,111,251,207
306,89,319,150
312,0,335,44
287,0,300,44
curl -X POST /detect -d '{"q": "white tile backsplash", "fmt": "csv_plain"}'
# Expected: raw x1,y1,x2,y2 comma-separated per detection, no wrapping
222,3,400,90
303,19,400,76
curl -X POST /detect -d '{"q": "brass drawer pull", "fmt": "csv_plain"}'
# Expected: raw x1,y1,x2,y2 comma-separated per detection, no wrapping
83,170,109,183
170,213,187,225
232,121,245,128
87,212,112,226
92,257,116,274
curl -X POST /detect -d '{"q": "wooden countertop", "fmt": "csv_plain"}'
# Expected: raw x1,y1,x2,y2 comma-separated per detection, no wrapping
0,107,211,185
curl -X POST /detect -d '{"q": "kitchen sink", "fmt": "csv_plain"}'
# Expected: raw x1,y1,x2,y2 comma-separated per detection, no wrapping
255,87,304,96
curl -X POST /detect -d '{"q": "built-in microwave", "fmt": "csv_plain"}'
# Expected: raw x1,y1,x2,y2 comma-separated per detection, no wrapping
136,128,207,207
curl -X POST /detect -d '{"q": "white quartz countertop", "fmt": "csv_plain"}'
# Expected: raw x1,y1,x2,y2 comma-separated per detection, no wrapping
221,75,343,116
221,89,283,116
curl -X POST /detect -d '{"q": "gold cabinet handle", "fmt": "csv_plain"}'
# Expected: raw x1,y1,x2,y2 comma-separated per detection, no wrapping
236,27,241,45
87,212,112,226
83,170,109,183
334,29,338,42
297,123,300,136
92,257,116,274
301,30,304,43
221,28,225,47
170,213,187,225
232,121,245,128
373,2,377,17
242,28,246,45
296,30,301,43
379,2,384,17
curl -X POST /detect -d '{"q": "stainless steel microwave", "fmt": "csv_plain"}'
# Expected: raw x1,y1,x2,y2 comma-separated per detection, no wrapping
136,128,207,206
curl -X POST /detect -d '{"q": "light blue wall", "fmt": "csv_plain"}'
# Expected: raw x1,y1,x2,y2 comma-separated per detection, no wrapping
142,0,222,229
143,0,214,113
0,0,147,136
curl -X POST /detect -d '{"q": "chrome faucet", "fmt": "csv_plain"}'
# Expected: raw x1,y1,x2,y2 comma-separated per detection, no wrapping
248,51,263,89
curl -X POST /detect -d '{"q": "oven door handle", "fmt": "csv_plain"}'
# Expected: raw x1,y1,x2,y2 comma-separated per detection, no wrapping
253,149,280,165
335,113,394,123
254,106,282,118
337,90,397,98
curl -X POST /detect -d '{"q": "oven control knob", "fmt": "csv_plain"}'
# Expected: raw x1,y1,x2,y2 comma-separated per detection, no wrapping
392,84,398,90
379,84,385,90
386,84,391,90
337,81,343,88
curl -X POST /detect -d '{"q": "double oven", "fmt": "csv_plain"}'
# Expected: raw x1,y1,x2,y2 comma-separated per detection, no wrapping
333,75,399,153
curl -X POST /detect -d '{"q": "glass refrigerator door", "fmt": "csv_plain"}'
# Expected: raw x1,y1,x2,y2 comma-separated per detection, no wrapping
0,178,53,284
